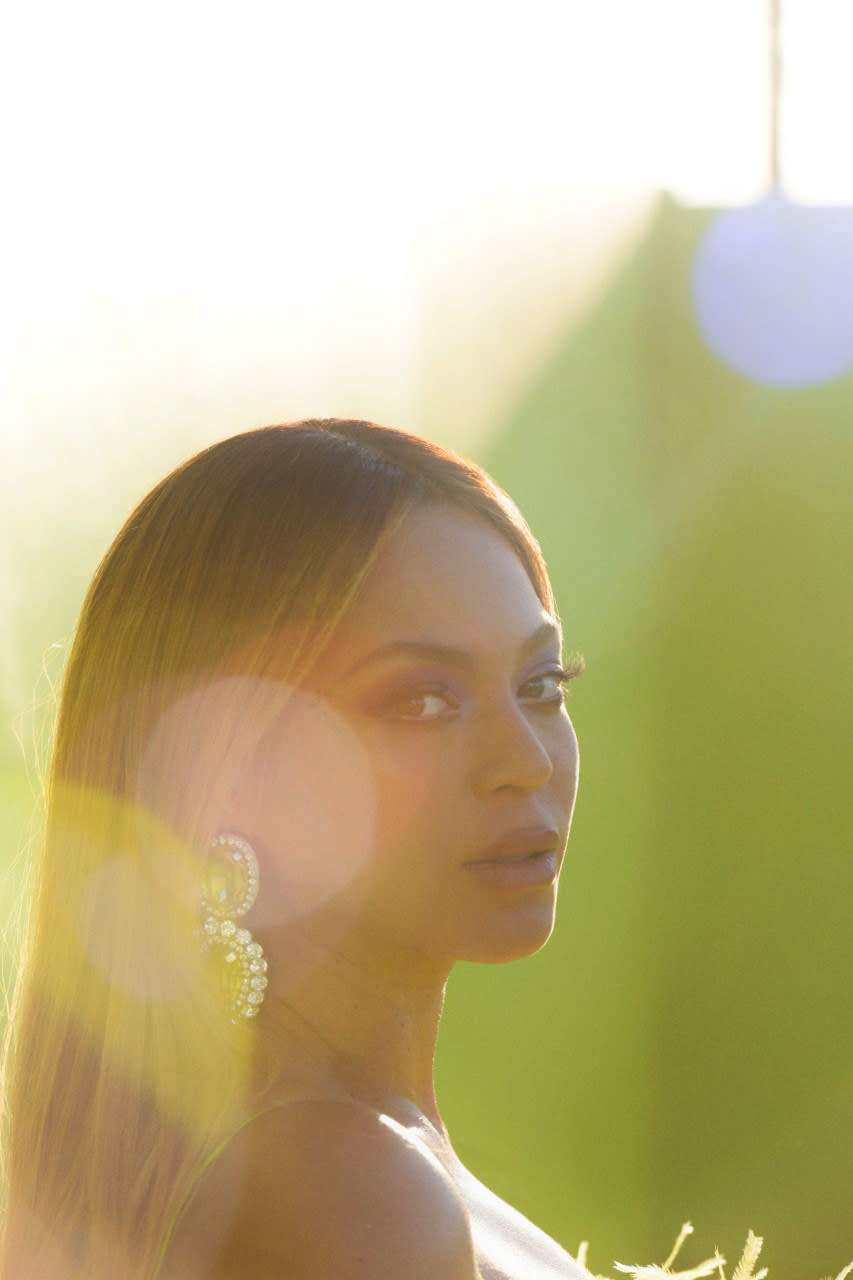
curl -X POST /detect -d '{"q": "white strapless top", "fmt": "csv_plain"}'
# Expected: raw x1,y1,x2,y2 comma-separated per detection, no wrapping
378,1111,591,1280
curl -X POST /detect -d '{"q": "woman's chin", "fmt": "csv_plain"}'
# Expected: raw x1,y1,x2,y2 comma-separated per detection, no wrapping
456,909,558,965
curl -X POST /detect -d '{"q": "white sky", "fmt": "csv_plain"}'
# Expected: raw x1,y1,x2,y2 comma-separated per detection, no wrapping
1,0,851,478
2,0,847,302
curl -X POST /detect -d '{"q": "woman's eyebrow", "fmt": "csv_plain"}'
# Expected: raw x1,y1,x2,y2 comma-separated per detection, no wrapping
343,620,562,679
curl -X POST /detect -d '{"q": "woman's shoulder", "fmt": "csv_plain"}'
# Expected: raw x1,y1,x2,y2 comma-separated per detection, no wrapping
163,1095,482,1279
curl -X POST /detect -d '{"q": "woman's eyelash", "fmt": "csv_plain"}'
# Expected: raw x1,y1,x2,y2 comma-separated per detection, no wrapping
558,652,585,681
521,654,585,704
528,655,585,687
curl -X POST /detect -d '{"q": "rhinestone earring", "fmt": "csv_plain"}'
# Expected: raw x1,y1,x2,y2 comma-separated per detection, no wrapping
200,833,268,1022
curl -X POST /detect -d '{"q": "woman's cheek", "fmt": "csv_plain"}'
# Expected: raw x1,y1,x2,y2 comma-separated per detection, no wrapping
250,690,380,928
361,729,461,858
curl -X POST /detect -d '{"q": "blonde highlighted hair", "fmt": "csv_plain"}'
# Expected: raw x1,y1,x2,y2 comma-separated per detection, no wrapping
0,419,554,1277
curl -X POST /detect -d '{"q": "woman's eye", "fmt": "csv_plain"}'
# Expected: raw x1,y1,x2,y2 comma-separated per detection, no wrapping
389,689,458,721
522,670,569,705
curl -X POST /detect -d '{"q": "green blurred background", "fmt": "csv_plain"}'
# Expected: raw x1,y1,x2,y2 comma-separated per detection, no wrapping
2,2,853,1275
437,195,853,1274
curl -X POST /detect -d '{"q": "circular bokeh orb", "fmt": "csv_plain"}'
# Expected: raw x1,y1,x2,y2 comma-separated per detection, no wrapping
691,188,853,387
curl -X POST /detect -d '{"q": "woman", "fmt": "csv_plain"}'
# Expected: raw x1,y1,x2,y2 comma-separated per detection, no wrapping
0,419,586,1278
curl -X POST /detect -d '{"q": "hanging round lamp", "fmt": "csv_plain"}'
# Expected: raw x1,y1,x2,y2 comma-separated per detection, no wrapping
690,0,853,387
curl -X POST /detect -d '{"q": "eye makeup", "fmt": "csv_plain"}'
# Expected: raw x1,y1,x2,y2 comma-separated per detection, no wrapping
520,666,577,705
361,672,467,721
356,651,583,723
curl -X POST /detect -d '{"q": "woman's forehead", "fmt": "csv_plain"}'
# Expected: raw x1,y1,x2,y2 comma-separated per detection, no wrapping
368,499,535,588
329,504,557,664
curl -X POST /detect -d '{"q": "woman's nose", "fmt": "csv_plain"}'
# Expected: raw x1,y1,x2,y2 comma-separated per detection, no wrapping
471,701,554,795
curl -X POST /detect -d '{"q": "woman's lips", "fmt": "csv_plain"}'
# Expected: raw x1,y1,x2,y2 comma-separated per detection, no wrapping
463,825,561,866
463,848,559,887
462,827,562,886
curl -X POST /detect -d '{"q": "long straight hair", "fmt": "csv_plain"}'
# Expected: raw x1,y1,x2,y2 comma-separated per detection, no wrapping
0,419,555,1278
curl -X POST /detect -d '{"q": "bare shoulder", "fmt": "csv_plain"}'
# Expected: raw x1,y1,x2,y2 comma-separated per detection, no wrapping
163,1096,482,1279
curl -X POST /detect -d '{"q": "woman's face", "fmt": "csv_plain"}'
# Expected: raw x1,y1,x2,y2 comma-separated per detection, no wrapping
237,502,580,973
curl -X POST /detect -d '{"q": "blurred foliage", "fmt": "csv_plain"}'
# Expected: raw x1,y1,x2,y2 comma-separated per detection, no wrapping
579,1220,851,1280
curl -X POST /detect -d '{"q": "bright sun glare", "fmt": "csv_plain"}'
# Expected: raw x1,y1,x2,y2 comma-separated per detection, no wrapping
2,0,850,306
1,0,852,476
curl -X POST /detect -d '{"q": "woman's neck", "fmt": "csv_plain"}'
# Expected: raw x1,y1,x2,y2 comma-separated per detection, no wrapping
251,921,452,1135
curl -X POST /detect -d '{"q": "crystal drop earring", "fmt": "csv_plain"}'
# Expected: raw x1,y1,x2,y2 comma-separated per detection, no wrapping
199,833,268,1023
